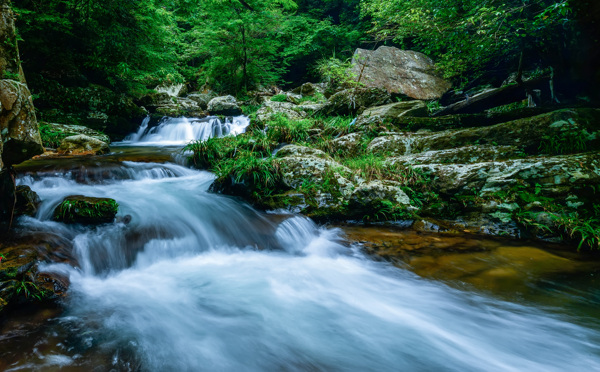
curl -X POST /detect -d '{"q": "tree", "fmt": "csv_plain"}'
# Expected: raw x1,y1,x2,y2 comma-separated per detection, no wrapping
360,0,575,85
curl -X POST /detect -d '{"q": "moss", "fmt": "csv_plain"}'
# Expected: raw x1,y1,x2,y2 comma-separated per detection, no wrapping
53,196,118,224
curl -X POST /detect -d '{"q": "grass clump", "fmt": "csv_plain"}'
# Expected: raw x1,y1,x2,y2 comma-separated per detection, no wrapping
270,94,288,102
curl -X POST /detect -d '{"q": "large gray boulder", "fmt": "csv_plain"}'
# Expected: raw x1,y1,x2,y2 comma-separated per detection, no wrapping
208,95,242,116
350,46,451,100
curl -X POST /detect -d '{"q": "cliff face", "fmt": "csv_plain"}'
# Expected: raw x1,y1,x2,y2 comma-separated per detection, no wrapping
0,0,43,232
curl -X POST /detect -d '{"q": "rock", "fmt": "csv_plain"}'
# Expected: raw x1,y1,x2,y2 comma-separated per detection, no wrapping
367,133,427,156
58,134,109,155
413,152,600,199
0,80,44,165
0,1,24,82
14,185,40,217
256,101,306,123
186,92,216,110
387,145,521,165
316,87,391,117
368,109,600,157
53,195,119,224
155,83,187,97
348,180,412,218
154,97,203,117
350,46,451,100
0,231,74,314
360,101,429,122
327,132,364,157
292,83,317,96
207,95,242,116
275,145,353,196
0,168,15,232
43,122,111,144
297,104,325,114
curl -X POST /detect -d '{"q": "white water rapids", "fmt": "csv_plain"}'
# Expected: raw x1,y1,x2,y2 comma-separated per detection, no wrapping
8,117,600,371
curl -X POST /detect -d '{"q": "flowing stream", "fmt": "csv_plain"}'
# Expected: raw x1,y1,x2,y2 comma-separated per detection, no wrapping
3,116,600,371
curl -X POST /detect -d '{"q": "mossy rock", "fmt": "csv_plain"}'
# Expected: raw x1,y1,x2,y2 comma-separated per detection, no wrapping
53,195,118,224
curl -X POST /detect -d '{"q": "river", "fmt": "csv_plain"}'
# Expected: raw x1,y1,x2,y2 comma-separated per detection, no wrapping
2,116,600,371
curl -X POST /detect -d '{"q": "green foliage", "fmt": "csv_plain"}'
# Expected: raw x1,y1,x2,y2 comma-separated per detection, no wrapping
361,0,575,83
215,150,280,197
14,277,48,302
538,125,587,155
315,57,361,90
270,94,288,102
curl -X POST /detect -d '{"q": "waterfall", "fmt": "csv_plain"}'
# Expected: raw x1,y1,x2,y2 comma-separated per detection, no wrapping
122,116,250,146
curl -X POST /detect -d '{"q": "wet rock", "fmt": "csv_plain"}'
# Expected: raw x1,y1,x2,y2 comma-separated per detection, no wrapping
52,195,119,224
316,87,391,117
207,95,242,116
14,185,40,217
42,122,110,145
57,134,109,155
0,232,74,313
0,80,44,165
350,46,451,100
256,101,306,123
0,168,15,233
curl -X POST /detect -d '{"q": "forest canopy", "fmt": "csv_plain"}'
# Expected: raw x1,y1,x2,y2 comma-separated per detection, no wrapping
11,0,591,98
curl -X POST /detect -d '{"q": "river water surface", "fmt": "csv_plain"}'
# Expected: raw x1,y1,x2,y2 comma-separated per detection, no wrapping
2,116,600,371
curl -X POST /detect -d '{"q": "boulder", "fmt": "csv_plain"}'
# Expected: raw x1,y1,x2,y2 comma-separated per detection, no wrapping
0,232,74,314
256,101,306,123
330,132,364,157
43,123,110,144
275,145,353,195
316,87,391,117
350,46,451,100
292,83,317,96
0,80,44,165
348,181,412,212
413,153,600,199
58,134,109,155
387,145,521,165
155,83,187,97
0,168,15,232
368,109,600,156
14,185,40,217
186,92,216,110
208,95,242,116
360,101,429,120
53,195,119,224
154,97,203,117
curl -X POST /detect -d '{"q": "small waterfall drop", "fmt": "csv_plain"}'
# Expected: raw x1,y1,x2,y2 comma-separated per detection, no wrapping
123,116,250,146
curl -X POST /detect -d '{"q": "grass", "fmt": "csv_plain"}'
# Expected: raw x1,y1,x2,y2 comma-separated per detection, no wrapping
270,94,288,102
54,198,119,223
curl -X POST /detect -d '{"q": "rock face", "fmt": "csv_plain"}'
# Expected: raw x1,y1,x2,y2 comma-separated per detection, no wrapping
0,80,44,165
360,101,429,120
57,134,110,155
350,46,451,100
53,195,119,224
207,95,242,116
14,185,40,217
